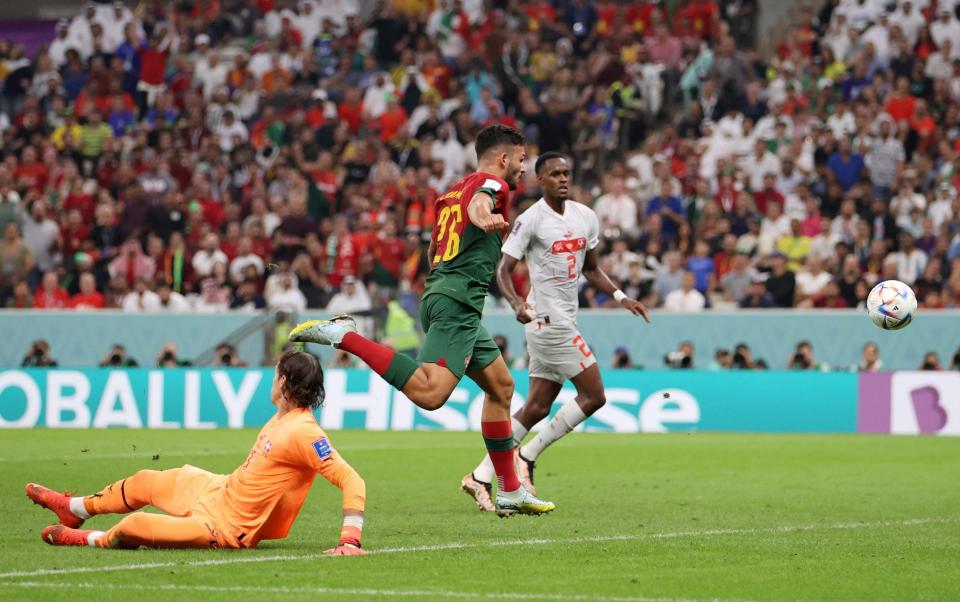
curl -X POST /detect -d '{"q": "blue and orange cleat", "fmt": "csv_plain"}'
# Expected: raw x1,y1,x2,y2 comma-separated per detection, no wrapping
26,483,85,528
41,524,96,546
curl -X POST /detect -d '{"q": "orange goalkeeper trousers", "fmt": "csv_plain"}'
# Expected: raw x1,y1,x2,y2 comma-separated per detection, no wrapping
84,467,227,549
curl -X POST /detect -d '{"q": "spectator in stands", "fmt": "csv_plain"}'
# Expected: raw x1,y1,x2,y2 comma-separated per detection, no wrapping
155,281,191,312
109,239,156,289
21,339,57,367
267,272,307,314
765,254,796,308
68,272,104,309
740,276,776,309
156,342,190,367
853,342,882,372
99,344,139,367
121,278,161,312
788,341,829,371
653,251,684,305
191,233,228,279
213,343,245,367
612,346,634,369
919,351,942,371
664,341,694,369
33,271,69,309
325,275,373,337
664,271,706,312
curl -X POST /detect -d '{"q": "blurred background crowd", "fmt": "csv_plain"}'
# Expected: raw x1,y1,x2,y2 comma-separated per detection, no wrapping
0,0,959,325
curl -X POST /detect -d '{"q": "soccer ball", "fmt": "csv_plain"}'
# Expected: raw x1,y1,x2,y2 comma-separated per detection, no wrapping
867,280,917,330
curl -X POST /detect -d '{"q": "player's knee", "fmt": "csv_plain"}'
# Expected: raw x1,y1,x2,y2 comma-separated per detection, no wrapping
581,393,606,414
413,389,449,411
492,380,514,408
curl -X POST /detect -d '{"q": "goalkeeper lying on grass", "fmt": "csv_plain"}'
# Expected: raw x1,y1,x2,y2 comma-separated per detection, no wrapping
26,350,366,555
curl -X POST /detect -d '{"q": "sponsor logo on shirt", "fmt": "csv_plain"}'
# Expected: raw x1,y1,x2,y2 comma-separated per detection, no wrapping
550,238,587,254
312,437,333,461
263,440,272,454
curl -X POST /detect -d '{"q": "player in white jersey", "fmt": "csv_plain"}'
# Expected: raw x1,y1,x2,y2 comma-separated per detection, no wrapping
461,152,650,511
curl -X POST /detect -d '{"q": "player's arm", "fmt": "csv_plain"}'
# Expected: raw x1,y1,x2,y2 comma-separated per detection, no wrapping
467,192,510,233
427,236,437,271
582,248,651,322
497,253,534,324
315,445,367,556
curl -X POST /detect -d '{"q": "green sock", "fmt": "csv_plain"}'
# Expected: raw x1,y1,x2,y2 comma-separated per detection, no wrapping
383,352,419,390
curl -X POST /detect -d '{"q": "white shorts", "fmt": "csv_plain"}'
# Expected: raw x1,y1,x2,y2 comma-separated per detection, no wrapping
524,322,597,384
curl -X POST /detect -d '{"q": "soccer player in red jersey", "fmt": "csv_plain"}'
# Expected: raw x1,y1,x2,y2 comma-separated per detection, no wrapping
291,125,554,516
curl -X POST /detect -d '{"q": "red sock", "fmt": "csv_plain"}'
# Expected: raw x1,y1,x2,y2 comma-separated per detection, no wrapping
339,332,419,390
481,420,521,492
340,332,393,374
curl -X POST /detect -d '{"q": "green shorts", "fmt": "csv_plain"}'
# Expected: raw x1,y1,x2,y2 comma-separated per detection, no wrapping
418,293,501,380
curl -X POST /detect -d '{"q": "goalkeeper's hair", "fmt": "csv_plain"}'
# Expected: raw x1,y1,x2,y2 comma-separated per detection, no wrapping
277,350,325,409
475,124,525,160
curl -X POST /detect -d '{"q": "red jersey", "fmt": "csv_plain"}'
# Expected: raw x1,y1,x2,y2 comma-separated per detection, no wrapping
422,171,510,313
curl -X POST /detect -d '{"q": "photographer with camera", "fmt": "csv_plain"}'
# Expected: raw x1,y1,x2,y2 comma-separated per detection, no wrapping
612,346,635,369
99,344,139,368
155,343,191,368
21,340,58,367
664,341,694,369
213,342,246,367
787,341,829,371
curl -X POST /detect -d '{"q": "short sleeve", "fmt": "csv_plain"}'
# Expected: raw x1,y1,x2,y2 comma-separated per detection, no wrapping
476,176,509,211
501,209,535,260
585,207,601,250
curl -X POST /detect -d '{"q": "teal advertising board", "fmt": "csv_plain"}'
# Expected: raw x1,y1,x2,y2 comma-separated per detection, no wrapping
0,369,859,433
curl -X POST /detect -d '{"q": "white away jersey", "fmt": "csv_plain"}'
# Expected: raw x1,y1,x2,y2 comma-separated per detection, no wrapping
501,199,600,326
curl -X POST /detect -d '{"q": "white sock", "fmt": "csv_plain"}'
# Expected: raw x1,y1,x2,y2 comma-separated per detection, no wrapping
472,418,530,484
520,402,588,462
70,497,91,519
87,530,105,547
511,417,529,446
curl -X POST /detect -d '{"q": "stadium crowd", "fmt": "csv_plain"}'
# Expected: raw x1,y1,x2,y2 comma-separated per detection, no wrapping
0,0,959,324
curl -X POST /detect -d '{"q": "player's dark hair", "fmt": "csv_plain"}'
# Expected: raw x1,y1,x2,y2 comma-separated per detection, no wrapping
475,124,525,159
535,151,567,175
277,350,325,409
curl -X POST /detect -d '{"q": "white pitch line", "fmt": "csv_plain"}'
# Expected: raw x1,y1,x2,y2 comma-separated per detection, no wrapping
0,516,953,580
0,581,696,602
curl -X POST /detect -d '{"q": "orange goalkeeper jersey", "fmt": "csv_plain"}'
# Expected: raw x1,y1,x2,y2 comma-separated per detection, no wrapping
193,407,365,548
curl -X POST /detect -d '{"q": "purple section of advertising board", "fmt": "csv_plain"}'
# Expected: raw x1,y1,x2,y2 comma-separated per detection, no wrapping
0,20,56,58
857,372,892,433
910,386,948,434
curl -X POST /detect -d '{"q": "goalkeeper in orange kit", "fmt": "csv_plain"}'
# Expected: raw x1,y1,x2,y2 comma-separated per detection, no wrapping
25,350,366,555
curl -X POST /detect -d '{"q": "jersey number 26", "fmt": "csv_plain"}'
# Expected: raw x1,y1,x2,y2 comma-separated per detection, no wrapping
433,204,463,264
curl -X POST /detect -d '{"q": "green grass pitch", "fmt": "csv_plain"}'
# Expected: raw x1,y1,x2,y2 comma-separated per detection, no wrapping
1,429,958,601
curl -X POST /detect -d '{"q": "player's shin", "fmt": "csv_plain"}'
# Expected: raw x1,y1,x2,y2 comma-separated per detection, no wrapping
473,417,528,483
340,332,418,390
83,469,158,515
520,400,588,462
481,420,522,493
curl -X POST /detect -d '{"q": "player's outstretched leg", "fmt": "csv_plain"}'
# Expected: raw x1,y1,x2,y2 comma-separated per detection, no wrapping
28,468,182,531
468,356,554,516
43,512,217,549
290,316,458,410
